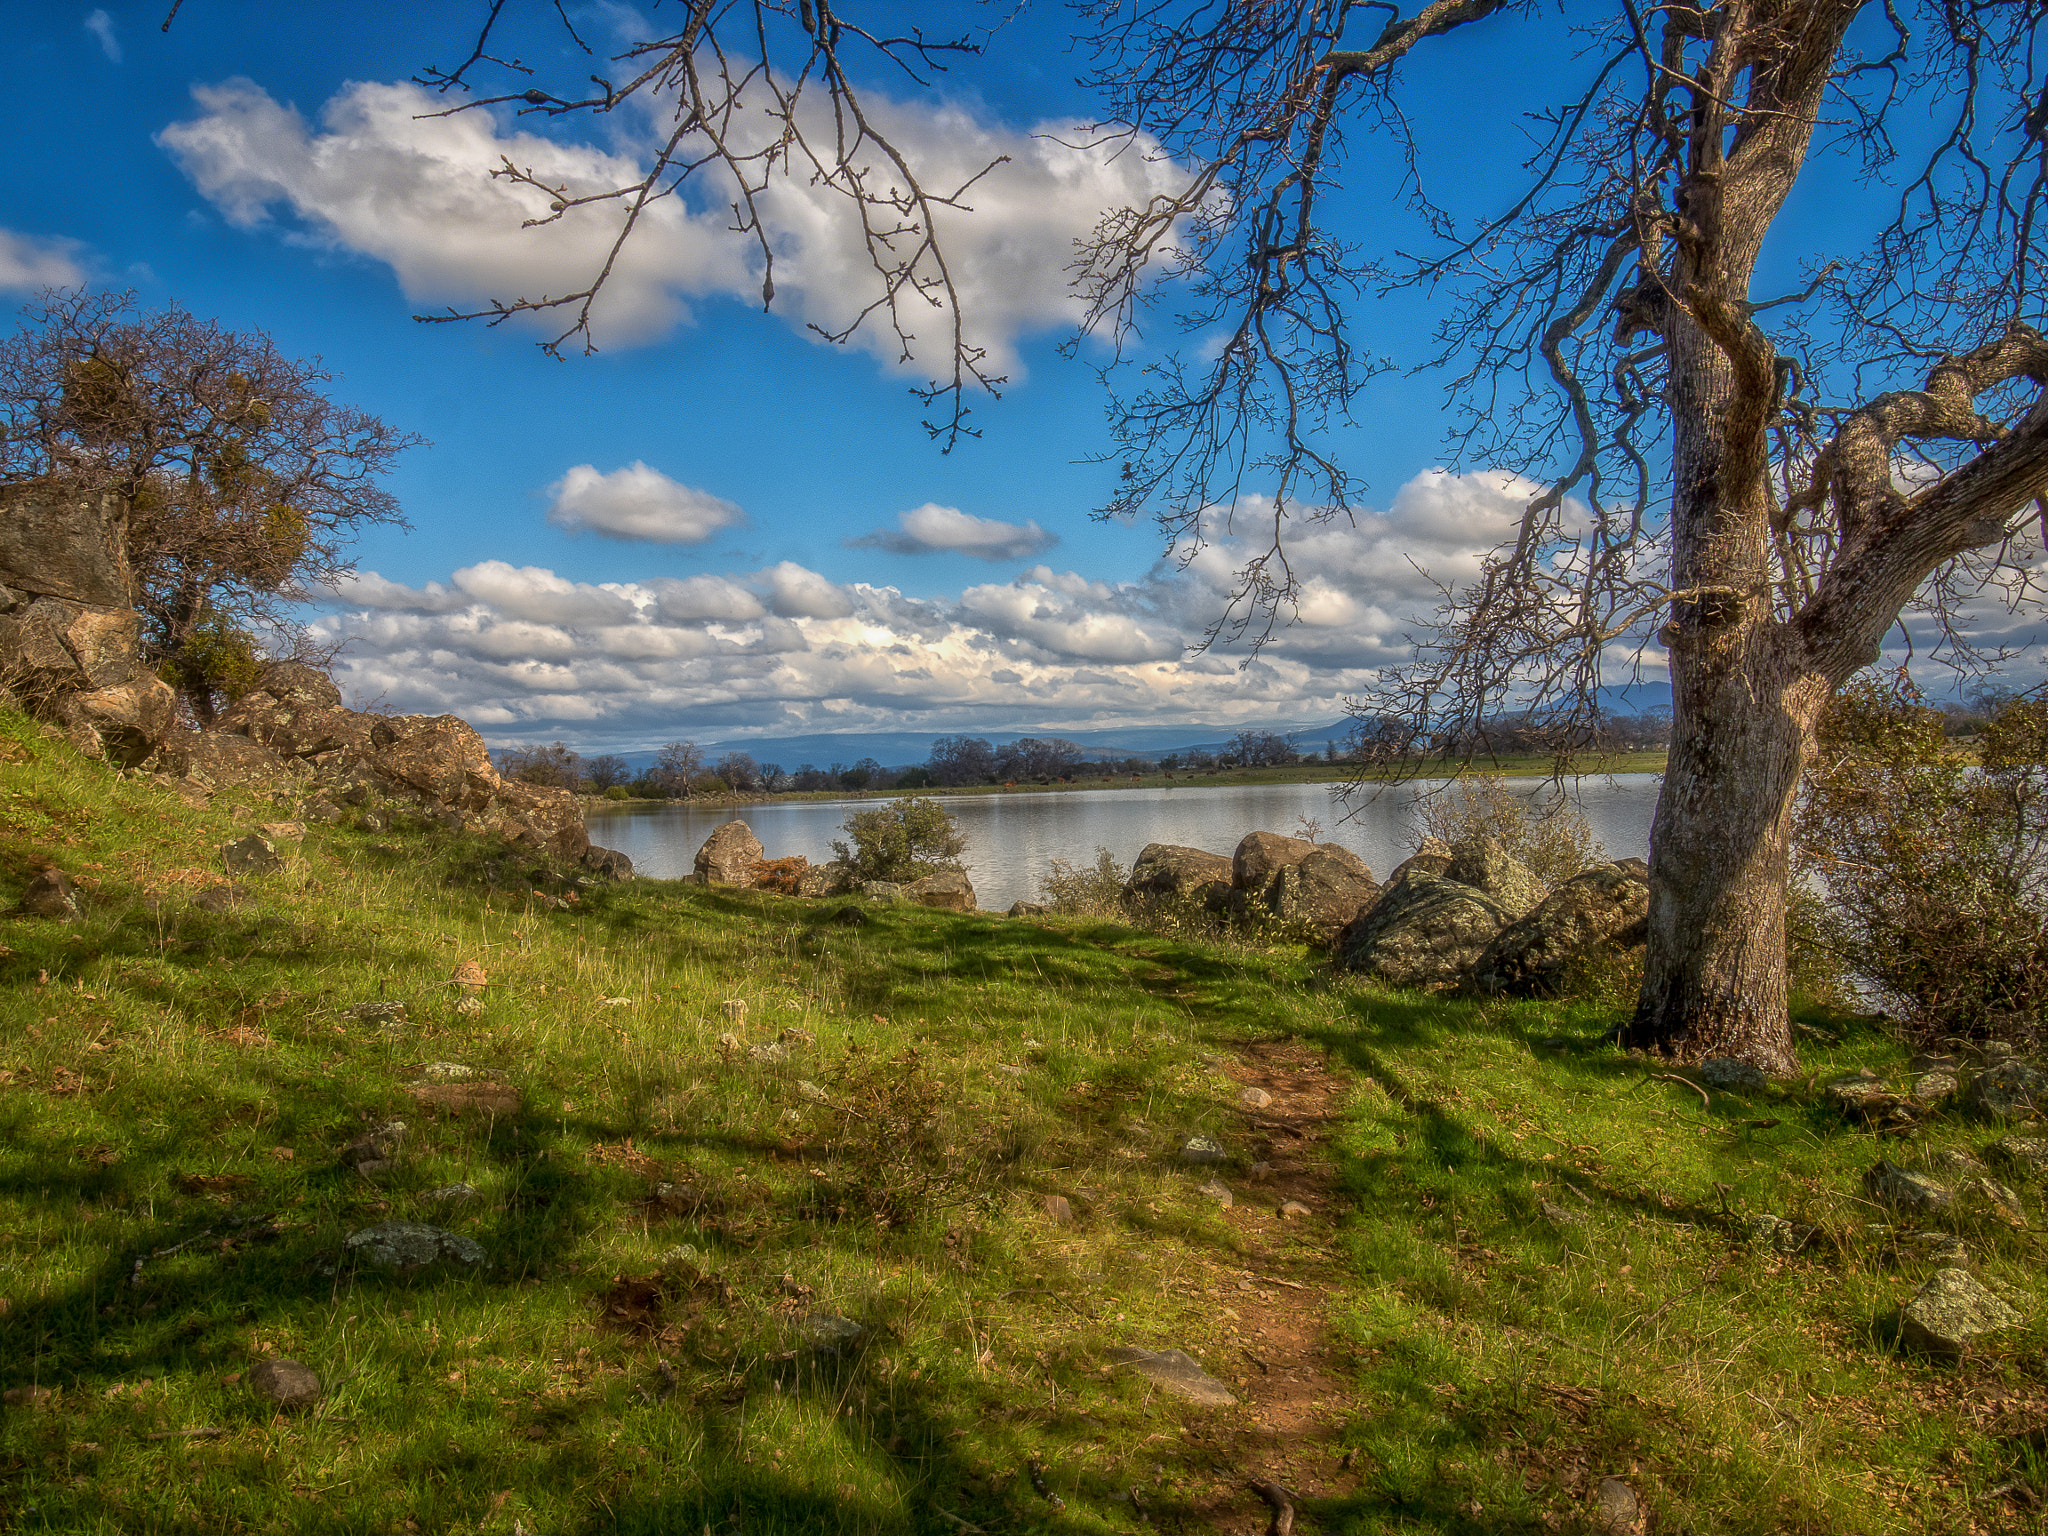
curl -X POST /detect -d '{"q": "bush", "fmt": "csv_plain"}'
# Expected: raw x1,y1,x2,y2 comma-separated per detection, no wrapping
806,1047,1004,1227
831,796,967,882
1414,773,1602,884
1795,674,2048,1042
1038,846,1128,915
601,785,631,802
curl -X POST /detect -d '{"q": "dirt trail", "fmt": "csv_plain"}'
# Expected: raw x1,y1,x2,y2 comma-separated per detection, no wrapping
1176,1036,1365,1531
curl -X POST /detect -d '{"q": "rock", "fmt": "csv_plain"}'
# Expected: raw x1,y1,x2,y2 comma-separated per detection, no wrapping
804,1313,865,1355
1985,1136,2048,1177
1443,835,1548,919
1593,1477,1641,1533
193,882,247,913
1963,1176,2028,1227
1007,900,1050,917
1931,1149,1988,1178
1825,1071,1901,1120
1042,1194,1074,1224
1181,1136,1227,1165
1,1386,54,1407
1338,870,1516,988
1864,1159,1953,1213
1697,1057,1769,1091
694,821,765,886
1105,1347,1235,1407
420,1062,494,1083
1911,1070,1960,1105
1198,1179,1233,1208
830,904,869,927
720,999,748,1025
1966,1060,2048,1120
1540,1199,1589,1227
1742,1214,1815,1253
345,1000,408,1026
1900,1267,2021,1355
1470,863,1650,997
341,1120,407,1168
247,1359,322,1411
17,868,78,919
160,731,295,791
0,481,134,606
1126,843,1233,903
796,859,855,898
1894,1230,1970,1266
748,1040,792,1065
1381,837,1455,891
581,846,634,880
1231,830,1319,892
995,1063,1026,1077
902,868,976,912
1239,1087,1273,1109
342,1221,486,1273
302,797,345,825
1268,844,1378,940
419,1183,479,1207
1278,1199,1312,1220
222,834,283,876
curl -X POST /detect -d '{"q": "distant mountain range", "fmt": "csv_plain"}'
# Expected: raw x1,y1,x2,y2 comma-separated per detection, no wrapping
595,683,1673,771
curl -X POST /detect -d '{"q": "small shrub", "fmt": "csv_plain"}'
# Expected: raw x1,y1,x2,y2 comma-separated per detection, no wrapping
808,1047,1003,1226
1415,772,1601,884
1038,846,1128,916
832,796,967,882
601,785,630,802
754,854,809,894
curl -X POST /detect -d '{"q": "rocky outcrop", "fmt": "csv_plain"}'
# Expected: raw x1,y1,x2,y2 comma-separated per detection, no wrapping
694,821,765,885
1470,861,1650,996
1380,837,1453,891
1443,835,1548,919
1127,843,1233,902
1232,831,1317,891
1338,870,1517,988
1266,844,1378,942
0,482,176,765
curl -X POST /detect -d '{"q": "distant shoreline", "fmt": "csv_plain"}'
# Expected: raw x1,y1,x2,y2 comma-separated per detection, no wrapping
578,750,1669,810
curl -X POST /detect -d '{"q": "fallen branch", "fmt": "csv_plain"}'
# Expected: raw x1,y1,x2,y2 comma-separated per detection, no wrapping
1249,1477,1296,1536
142,1426,226,1441
1253,1274,1308,1291
933,1510,986,1534
1651,1073,1711,1110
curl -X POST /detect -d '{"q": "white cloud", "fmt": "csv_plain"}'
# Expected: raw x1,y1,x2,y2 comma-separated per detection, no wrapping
450,561,637,625
84,9,119,62
158,76,1187,371
0,228,87,291
648,574,765,623
546,462,744,544
763,561,855,619
852,502,1058,560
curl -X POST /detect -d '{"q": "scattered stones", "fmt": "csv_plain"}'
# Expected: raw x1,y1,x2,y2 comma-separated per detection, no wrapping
804,1313,865,1355
1697,1057,1769,1092
221,833,283,876
1180,1136,1227,1165
1986,1136,2048,1177
1900,1267,2021,1355
342,1221,486,1274
1106,1347,1236,1407
1042,1194,1074,1224
1198,1180,1233,1208
1239,1087,1274,1109
16,868,78,919
1593,1477,1641,1533
248,1359,322,1412
1967,1060,2048,1120
1278,1199,1312,1220
1864,1160,1953,1214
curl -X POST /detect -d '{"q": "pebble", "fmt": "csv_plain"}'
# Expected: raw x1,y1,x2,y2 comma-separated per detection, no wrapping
248,1359,322,1411
452,995,483,1017
805,1313,865,1355
1198,1180,1233,1208
1278,1200,1312,1220
345,1000,409,1025
748,1040,792,1065
995,1064,1027,1078
1593,1476,1640,1532
1239,1087,1273,1109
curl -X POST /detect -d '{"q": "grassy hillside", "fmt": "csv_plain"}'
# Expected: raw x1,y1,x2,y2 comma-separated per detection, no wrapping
0,711,2041,1534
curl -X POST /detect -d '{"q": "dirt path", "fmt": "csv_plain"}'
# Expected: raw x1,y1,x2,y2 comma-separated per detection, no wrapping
1175,1036,1365,1532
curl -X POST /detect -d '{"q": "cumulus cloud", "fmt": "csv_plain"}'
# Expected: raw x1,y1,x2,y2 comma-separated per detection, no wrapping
304,469,1672,747
851,503,1058,560
158,76,1187,369
0,228,86,291
546,462,744,544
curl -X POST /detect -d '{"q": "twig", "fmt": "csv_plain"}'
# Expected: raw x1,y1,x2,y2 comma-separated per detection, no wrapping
1651,1072,1711,1109
999,1288,1095,1319
1250,1477,1296,1536
142,1426,226,1440
1027,1457,1065,1510
933,1510,986,1534
1242,1347,1271,1373
1253,1274,1308,1291
1129,1484,1152,1522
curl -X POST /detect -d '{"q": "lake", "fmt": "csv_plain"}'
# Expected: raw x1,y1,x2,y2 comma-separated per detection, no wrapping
585,775,1664,912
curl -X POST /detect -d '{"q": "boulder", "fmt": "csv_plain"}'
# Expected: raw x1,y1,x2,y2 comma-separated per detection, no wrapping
1470,862,1650,997
1864,1159,1953,1213
796,859,854,898
1443,835,1549,919
1986,1136,2048,1177
1231,830,1317,891
1126,843,1233,901
1966,1060,2048,1120
1338,870,1517,988
1698,1056,1770,1091
247,1359,323,1412
1380,837,1454,891
694,820,765,885
581,846,634,880
366,714,496,806
222,833,284,876
0,482,134,606
1266,845,1378,941
904,869,975,911
1008,900,1050,918
1899,1267,2021,1355
158,731,295,791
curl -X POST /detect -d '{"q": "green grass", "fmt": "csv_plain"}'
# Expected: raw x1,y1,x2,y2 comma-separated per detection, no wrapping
0,710,2039,1534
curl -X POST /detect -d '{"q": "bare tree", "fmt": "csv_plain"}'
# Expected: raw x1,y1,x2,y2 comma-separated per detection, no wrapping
654,739,705,799
1065,0,2048,1074
0,289,419,721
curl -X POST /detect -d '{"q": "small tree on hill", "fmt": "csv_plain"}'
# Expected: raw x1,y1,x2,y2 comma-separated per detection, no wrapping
833,797,968,883
0,289,420,722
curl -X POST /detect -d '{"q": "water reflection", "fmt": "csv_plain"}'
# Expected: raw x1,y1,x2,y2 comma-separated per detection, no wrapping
586,775,1662,913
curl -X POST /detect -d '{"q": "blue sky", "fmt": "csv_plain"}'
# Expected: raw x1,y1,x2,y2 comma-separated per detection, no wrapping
4,3,2031,750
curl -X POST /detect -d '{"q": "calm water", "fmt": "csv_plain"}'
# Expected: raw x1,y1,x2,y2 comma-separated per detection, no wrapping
585,775,1663,912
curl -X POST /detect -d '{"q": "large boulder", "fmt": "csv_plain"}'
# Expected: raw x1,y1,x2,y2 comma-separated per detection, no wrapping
1443,835,1549,919
1127,843,1233,901
1338,870,1517,988
1380,837,1454,892
1899,1268,2021,1356
366,715,498,806
1232,831,1318,891
1267,845,1378,941
796,859,855,898
157,731,297,790
1470,861,1650,997
695,820,766,885
863,868,977,912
